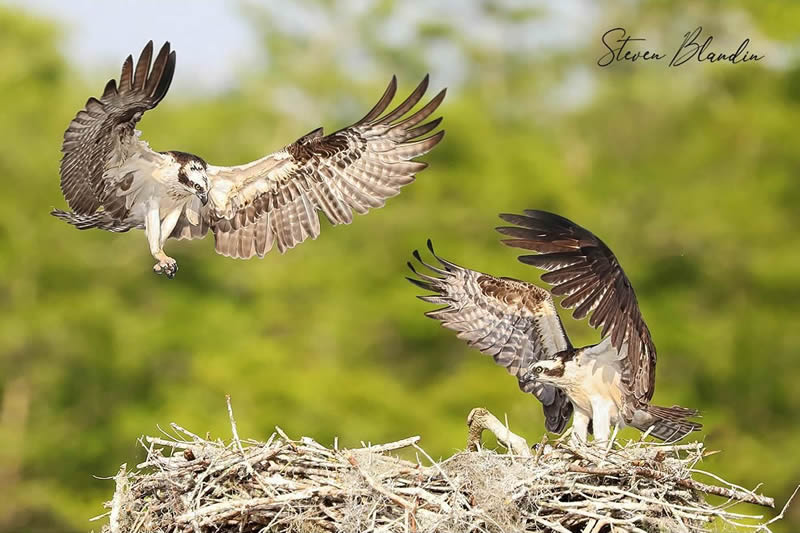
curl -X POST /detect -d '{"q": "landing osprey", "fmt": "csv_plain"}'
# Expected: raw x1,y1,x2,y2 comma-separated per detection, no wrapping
53,41,445,278
408,210,701,442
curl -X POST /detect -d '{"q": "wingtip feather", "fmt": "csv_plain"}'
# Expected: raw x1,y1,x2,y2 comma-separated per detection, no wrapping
379,74,431,124
407,276,438,292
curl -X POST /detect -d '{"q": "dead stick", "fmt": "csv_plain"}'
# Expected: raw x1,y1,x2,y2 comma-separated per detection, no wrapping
350,436,421,453
757,485,800,532
226,395,245,457
176,488,335,524
108,463,127,533
569,465,774,508
534,434,548,464
226,395,274,496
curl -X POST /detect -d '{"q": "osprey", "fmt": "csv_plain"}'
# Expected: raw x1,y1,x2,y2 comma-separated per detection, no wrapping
53,41,445,278
408,210,701,442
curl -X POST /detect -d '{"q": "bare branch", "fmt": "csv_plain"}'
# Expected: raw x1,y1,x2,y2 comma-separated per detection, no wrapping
568,465,775,508
351,435,421,453
108,463,127,533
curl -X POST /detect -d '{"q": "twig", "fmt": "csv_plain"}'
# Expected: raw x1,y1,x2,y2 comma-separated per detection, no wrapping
528,513,572,533
225,395,274,498
348,454,414,510
569,464,775,508
226,395,245,458
352,436,421,454
756,485,800,532
534,434,548,464
169,422,205,443
108,463,127,533
176,487,337,525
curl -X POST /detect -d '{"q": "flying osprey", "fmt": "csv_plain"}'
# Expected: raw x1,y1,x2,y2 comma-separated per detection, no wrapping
408,210,701,442
52,41,445,278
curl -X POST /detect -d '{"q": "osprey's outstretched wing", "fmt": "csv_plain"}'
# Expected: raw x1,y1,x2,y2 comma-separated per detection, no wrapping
202,76,445,259
497,210,657,414
408,240,574,434
59,41,175,218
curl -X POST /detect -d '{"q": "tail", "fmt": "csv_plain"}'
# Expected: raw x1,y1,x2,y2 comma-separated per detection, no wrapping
633,405,702,442
51,209,140,233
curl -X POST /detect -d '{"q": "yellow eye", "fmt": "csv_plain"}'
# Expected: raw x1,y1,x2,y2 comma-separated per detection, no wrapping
194,184,201,191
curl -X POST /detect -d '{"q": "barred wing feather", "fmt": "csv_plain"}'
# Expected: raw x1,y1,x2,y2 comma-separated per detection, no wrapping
204,76,446,259
407,240,574,433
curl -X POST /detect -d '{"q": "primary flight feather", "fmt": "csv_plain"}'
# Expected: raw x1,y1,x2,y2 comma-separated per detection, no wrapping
53,41,446,278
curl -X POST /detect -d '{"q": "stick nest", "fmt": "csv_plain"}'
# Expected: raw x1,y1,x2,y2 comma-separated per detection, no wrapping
99,406,790,533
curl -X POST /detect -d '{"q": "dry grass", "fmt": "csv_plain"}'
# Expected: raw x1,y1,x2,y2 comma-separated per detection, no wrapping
94,402,794,533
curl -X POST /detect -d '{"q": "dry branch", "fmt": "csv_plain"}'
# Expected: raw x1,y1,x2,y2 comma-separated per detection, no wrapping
567,465,774,508
99,405,793,533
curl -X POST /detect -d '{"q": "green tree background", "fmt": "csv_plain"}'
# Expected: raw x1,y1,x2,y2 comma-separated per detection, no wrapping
0,1,798,531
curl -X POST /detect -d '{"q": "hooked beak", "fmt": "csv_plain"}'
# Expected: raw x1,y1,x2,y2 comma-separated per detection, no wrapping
521,370,536,386
197,191,208,206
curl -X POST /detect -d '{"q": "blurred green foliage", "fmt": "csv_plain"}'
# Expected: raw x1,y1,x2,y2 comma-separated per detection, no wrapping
0,1,798,531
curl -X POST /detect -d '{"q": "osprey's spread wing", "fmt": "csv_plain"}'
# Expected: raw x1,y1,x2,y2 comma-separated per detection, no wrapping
408,240,574,433
199,76,445,259
497,210,656,412
59,41,175,218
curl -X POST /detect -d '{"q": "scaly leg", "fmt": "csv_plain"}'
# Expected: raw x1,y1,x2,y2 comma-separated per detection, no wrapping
145,199,178,279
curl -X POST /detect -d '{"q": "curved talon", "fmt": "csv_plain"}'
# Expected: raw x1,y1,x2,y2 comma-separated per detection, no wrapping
153,259,178,279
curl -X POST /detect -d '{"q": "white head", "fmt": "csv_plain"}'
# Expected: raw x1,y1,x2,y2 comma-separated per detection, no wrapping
170,151,209,205
525,352,572,387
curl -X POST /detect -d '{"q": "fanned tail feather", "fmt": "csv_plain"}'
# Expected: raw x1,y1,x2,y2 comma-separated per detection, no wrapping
51,209,140,233
636,404,702,442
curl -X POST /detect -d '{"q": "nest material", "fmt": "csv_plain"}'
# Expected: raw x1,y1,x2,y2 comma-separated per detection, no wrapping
98,404,791,533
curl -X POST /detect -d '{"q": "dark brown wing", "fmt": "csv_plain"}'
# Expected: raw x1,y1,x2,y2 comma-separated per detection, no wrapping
205,76,446,259
59,41,175,216
497,209,656,411
408,240,574,433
